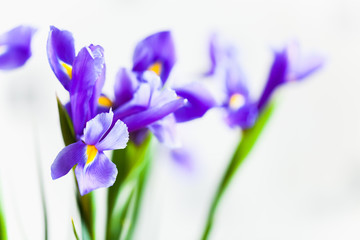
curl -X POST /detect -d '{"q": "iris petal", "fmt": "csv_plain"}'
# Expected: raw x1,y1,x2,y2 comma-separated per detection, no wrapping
47,26,75,90
0,25,35,70
96,120,129,151
174,82,216,122
83,110,113,145
257,50,288,111
123,97,185,132
75,152,118,196
70,45,105,136
51,141,86,180
148,114,179,148
114,68,139,107
132,31,176,84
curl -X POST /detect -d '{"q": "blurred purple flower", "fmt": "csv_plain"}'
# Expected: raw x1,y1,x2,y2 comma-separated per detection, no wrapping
206,35,324,129
0,25,35,70
51,110,129,195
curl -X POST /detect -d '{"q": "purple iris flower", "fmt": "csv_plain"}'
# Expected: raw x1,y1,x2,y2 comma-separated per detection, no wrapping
132,31,176,84
111,69,185,146
206,36,323,129
47,26,106,137
205,34,258,128
132,31,216,123
0,25,35,70
51,110,129,195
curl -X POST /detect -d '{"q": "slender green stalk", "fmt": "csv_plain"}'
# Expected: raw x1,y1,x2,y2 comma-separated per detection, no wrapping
0,184,7,240
74,174,95,240
71,218,80,240
201,103,275,240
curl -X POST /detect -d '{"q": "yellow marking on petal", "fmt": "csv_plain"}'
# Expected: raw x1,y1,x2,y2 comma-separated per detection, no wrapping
86,145,98,165
98,96,113,107
61,62,72,79
148,61,162,76
229,93,245,110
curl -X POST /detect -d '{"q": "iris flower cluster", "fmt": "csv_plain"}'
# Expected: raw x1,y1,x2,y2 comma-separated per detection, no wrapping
48,26,216,195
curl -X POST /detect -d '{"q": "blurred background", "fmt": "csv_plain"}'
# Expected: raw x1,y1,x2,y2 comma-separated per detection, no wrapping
1,0,360,239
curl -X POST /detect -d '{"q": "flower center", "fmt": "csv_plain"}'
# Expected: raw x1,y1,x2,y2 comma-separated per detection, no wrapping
229,93,245,110
148,61,162,76
86,145,98,165
98,96,113,107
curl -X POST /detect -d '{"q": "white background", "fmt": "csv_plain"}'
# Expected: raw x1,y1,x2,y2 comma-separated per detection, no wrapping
0,0,360,239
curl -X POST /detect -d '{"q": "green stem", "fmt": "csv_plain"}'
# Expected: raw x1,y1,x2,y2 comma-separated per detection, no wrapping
74,172,95,240
0,184,7,240
201,103,275,240
124,159,151,240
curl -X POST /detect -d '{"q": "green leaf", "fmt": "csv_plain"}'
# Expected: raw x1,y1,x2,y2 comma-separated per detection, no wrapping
0,185,7,240
34,130,48,240
56,96,76,146
71,218,80,240
201,102,276,240
106,134,153,240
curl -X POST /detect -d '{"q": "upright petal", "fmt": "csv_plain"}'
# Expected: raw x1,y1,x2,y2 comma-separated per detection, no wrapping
113,80,151,120
257,50,288,111
132,31,176,84
96,120,129,151
47,26,75,90
51,141,86,179
70,45,105,136
0,25,35,70
113,68,139,108
83,110,113,145
174,82,216,122
75,152,118,195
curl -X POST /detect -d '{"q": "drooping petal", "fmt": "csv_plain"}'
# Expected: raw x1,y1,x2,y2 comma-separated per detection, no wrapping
47,26,75,91
83,110,113,145
70,45,105,136
113,68,139,108
148,114,180,148
132,31,176,84
75,152,117,195
51,141,86,180
0,25,35,70
286,41,324,81
96,120,129,151
257,50,288,111
123,97,185,132
225,102,258,129
174,82,216,122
